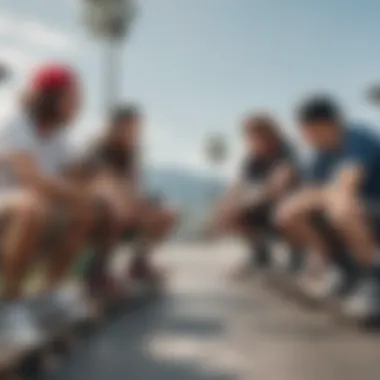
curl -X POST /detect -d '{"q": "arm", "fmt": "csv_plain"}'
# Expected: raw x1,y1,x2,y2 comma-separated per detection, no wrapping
329,163,364,197
327,133,374,199
9,152,88,204
239,162,297,208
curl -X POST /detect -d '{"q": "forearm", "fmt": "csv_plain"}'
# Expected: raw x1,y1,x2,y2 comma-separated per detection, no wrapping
24,175,85,204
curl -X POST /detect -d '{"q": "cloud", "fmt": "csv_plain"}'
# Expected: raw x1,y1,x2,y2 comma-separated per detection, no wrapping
20,20,75,52
0,11,76,52
0,46,41,76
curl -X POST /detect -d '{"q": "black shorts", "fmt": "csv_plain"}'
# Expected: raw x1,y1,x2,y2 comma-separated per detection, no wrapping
238,203,274,232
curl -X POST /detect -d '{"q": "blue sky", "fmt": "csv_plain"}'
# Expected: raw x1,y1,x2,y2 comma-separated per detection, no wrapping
0,0,380,173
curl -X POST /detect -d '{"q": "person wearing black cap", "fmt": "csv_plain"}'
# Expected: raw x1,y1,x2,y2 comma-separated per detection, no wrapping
212,113,300,279
276,95,380,318
81,104,178,296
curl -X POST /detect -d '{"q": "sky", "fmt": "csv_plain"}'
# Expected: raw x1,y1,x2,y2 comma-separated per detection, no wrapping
0,0,380,175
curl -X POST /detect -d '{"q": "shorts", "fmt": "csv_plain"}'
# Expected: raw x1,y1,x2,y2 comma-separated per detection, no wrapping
41,203,76,250
237,202,274,232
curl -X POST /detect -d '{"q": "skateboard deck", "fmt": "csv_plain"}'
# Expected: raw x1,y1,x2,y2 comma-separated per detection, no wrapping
0,287,99,379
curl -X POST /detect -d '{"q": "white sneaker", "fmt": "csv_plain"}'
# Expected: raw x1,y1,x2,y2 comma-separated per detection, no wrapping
56,287,89,321
343,277,379,319
0,303,41,346
296,254,325,290
309,266,343,300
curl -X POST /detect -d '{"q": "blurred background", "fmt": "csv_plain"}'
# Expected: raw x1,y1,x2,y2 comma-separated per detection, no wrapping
1,0,380,236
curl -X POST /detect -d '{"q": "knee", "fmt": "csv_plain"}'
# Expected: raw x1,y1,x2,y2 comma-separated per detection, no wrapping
325,192,360,226
14,192,47,223
275,199,298,231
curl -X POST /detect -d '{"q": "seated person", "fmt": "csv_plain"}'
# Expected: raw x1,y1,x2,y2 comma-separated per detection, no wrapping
211,113,300,278
0,63,96,343
276,95,380,316
80,105,178,296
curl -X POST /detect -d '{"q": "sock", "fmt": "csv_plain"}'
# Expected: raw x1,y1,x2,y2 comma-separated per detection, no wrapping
288,246,304,272
86,253,108,280
251,239,271,268
330,249,360,276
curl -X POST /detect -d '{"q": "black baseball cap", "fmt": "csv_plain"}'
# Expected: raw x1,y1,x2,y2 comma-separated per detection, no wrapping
297,95,342,125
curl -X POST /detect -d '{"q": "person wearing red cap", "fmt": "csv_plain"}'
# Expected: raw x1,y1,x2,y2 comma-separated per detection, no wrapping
0,63,95,343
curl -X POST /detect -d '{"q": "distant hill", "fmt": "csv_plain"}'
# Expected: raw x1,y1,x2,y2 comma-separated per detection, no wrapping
144,166,227,239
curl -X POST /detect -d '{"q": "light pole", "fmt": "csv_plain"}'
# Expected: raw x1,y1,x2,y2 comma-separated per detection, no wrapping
366,84,380,107
82,0,138,115
0,62,9,84
202,133,228,238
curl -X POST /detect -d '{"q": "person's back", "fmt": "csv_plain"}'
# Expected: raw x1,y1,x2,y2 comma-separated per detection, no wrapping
308,124,380,201
341,126,380,201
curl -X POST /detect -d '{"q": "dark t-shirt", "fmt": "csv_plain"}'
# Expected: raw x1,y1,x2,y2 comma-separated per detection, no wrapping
79,140,138,181
240,144,298,185
307,125,380,200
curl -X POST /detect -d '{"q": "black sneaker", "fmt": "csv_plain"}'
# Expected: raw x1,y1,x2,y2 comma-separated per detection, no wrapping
342,272,380,319
334,269,361,298
250,241,272,270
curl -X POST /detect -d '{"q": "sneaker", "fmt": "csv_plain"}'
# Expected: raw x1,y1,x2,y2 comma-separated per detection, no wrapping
342,276,380,319
334,270,360,298
296,253,325,288
303,266,344,300
129,258,164,284
56,287,89,321
286,247,305,274
0,301,41,346
31,288,88,330
87,269,123,300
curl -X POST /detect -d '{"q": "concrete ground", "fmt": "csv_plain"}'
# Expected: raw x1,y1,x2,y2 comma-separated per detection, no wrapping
43,241,380,380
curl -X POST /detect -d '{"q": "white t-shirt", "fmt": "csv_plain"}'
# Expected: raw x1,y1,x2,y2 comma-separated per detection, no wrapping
0,109,74,191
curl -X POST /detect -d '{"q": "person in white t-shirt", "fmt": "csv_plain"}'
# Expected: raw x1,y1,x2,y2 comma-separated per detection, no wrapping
0,63,95,344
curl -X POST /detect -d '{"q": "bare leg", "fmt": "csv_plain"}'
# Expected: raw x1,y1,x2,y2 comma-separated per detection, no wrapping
276,188,331,261
1,192,46,299
45,203,94,288
129,204,178,280
327,194,375,268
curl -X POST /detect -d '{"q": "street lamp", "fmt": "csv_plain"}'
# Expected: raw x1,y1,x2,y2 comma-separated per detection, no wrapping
202,133,228,239
82,0,138,114
0,62,10,84
366,84,380,107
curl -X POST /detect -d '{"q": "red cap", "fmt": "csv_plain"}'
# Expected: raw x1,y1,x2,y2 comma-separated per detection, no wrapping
30,63,77,92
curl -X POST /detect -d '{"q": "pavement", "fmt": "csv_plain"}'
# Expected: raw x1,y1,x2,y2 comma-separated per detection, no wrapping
43,241,380,380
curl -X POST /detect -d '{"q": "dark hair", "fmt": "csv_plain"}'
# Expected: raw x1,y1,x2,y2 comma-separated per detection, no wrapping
110,103,141,127
243,113,282,141
297,95,342,125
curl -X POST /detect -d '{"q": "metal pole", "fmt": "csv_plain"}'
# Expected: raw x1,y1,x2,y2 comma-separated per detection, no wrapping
105,37,120,116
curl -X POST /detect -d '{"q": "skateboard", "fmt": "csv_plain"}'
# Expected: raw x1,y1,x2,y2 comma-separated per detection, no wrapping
0,286,100,379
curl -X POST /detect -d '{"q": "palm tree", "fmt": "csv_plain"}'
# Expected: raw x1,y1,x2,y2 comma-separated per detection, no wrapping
204,133,228,170
81,0,138,114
